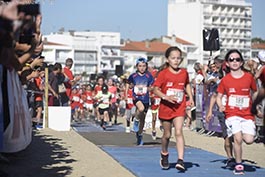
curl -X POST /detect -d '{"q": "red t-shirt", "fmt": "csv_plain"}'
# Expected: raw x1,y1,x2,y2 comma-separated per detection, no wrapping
64,67,74,97
126,89,134,109
153,68,189,120
84,90,93,104
217,72,257,120
34,77,43,101
70,92,81,110
94,85,102,95
108,85,117,103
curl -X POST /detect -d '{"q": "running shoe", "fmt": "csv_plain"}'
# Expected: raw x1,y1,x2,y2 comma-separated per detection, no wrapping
160,153,170,170
125,127,130,133
102,122,107,130
35,124,43,130
152,131,157,140
225,158,236,169
133,119,139,132
175,159,185,171
233,164,244,175
136,132,144,145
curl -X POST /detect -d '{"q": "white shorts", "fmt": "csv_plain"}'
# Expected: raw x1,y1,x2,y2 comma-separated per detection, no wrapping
84,103,93,110
225,116,256,137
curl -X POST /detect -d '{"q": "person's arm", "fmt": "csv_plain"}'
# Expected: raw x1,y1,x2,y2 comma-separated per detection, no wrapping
185,83,194,107
216,92,225,112
206,93,217,123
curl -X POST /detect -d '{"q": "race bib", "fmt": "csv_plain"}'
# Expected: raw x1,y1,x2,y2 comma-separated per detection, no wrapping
73,96,80,102
228,95,249,109
166,88,184,103
102,97,109,104
154,98,161,105
127,98,133,104
134,86,147,96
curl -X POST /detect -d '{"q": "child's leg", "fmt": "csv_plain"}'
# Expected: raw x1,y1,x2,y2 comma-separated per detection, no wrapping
173,116,185,160
103,109,110,123
35,106,42,123
135,101,146,134
233,132,243,163
152,111,157,132
185,109,192,128
161,120,172,153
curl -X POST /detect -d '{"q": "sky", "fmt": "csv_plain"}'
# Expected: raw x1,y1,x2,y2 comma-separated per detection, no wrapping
40,0,265,41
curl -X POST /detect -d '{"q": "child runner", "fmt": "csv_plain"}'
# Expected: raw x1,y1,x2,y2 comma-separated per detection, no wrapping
216,49,257,175
95,84,112,130
153,46,194,171
125,84,135,133
125,57,154,145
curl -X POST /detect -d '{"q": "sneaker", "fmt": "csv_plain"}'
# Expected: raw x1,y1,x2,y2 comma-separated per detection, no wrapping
175,159,185,171
152,131,157,140
133,119,139,132
233,164,244,175
102,122,107,130
160,153,170,170
226,158,236,169
125,127,130,133
136,133,144,145
35,124,43,130
108,122,112,126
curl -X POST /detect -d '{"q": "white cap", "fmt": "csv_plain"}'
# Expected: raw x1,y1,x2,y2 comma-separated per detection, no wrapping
258,50,265,62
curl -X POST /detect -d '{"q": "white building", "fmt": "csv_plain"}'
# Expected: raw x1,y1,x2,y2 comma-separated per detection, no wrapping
42,31,123,77
168,0,252,63
121,36,198,79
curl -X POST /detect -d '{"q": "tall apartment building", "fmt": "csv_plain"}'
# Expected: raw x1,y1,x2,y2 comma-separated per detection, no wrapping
42,31,123,76
168,0,252,63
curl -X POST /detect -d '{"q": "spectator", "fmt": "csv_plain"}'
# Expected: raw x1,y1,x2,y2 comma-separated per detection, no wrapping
63,58,81,99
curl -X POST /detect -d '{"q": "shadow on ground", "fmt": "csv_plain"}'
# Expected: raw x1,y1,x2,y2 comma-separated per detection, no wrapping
0,130,76,177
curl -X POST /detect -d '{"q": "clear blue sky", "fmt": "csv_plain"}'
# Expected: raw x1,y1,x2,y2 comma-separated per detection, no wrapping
40,0,265,41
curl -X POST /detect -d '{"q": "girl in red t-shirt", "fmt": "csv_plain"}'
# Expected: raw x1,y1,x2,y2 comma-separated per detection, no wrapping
216,49,257,175
153,46,194,171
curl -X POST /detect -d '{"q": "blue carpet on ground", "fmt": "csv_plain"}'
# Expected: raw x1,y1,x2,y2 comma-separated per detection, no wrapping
72,121,125,132
101,146,265,177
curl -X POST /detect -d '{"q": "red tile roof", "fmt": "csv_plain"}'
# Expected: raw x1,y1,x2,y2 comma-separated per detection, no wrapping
121,41,170,53
252,42,265,49
44,41,67,46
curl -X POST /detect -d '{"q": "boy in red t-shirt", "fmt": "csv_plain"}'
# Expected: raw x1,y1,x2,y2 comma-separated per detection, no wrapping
153,46,194,171
216,49,257,175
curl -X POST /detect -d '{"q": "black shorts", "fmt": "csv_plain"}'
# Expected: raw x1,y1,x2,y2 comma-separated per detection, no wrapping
35,100,43,108
98,107,109,115
133,99,149,113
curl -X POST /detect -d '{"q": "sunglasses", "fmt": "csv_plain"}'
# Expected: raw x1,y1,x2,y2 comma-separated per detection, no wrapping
228,57,242,62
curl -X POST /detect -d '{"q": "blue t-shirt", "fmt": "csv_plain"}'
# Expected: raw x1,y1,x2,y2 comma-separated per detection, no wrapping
128,71,154,104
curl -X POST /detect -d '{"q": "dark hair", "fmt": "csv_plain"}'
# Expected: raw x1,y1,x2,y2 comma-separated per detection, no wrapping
224,49,243,62
224,49,245,70
102,84,108,94
53,62,62,71
97,75,105,82
65,58,73,66
158,46,183,72
165,46,182,58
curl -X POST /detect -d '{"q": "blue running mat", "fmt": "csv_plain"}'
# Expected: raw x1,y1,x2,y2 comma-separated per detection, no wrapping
102,146,265,177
